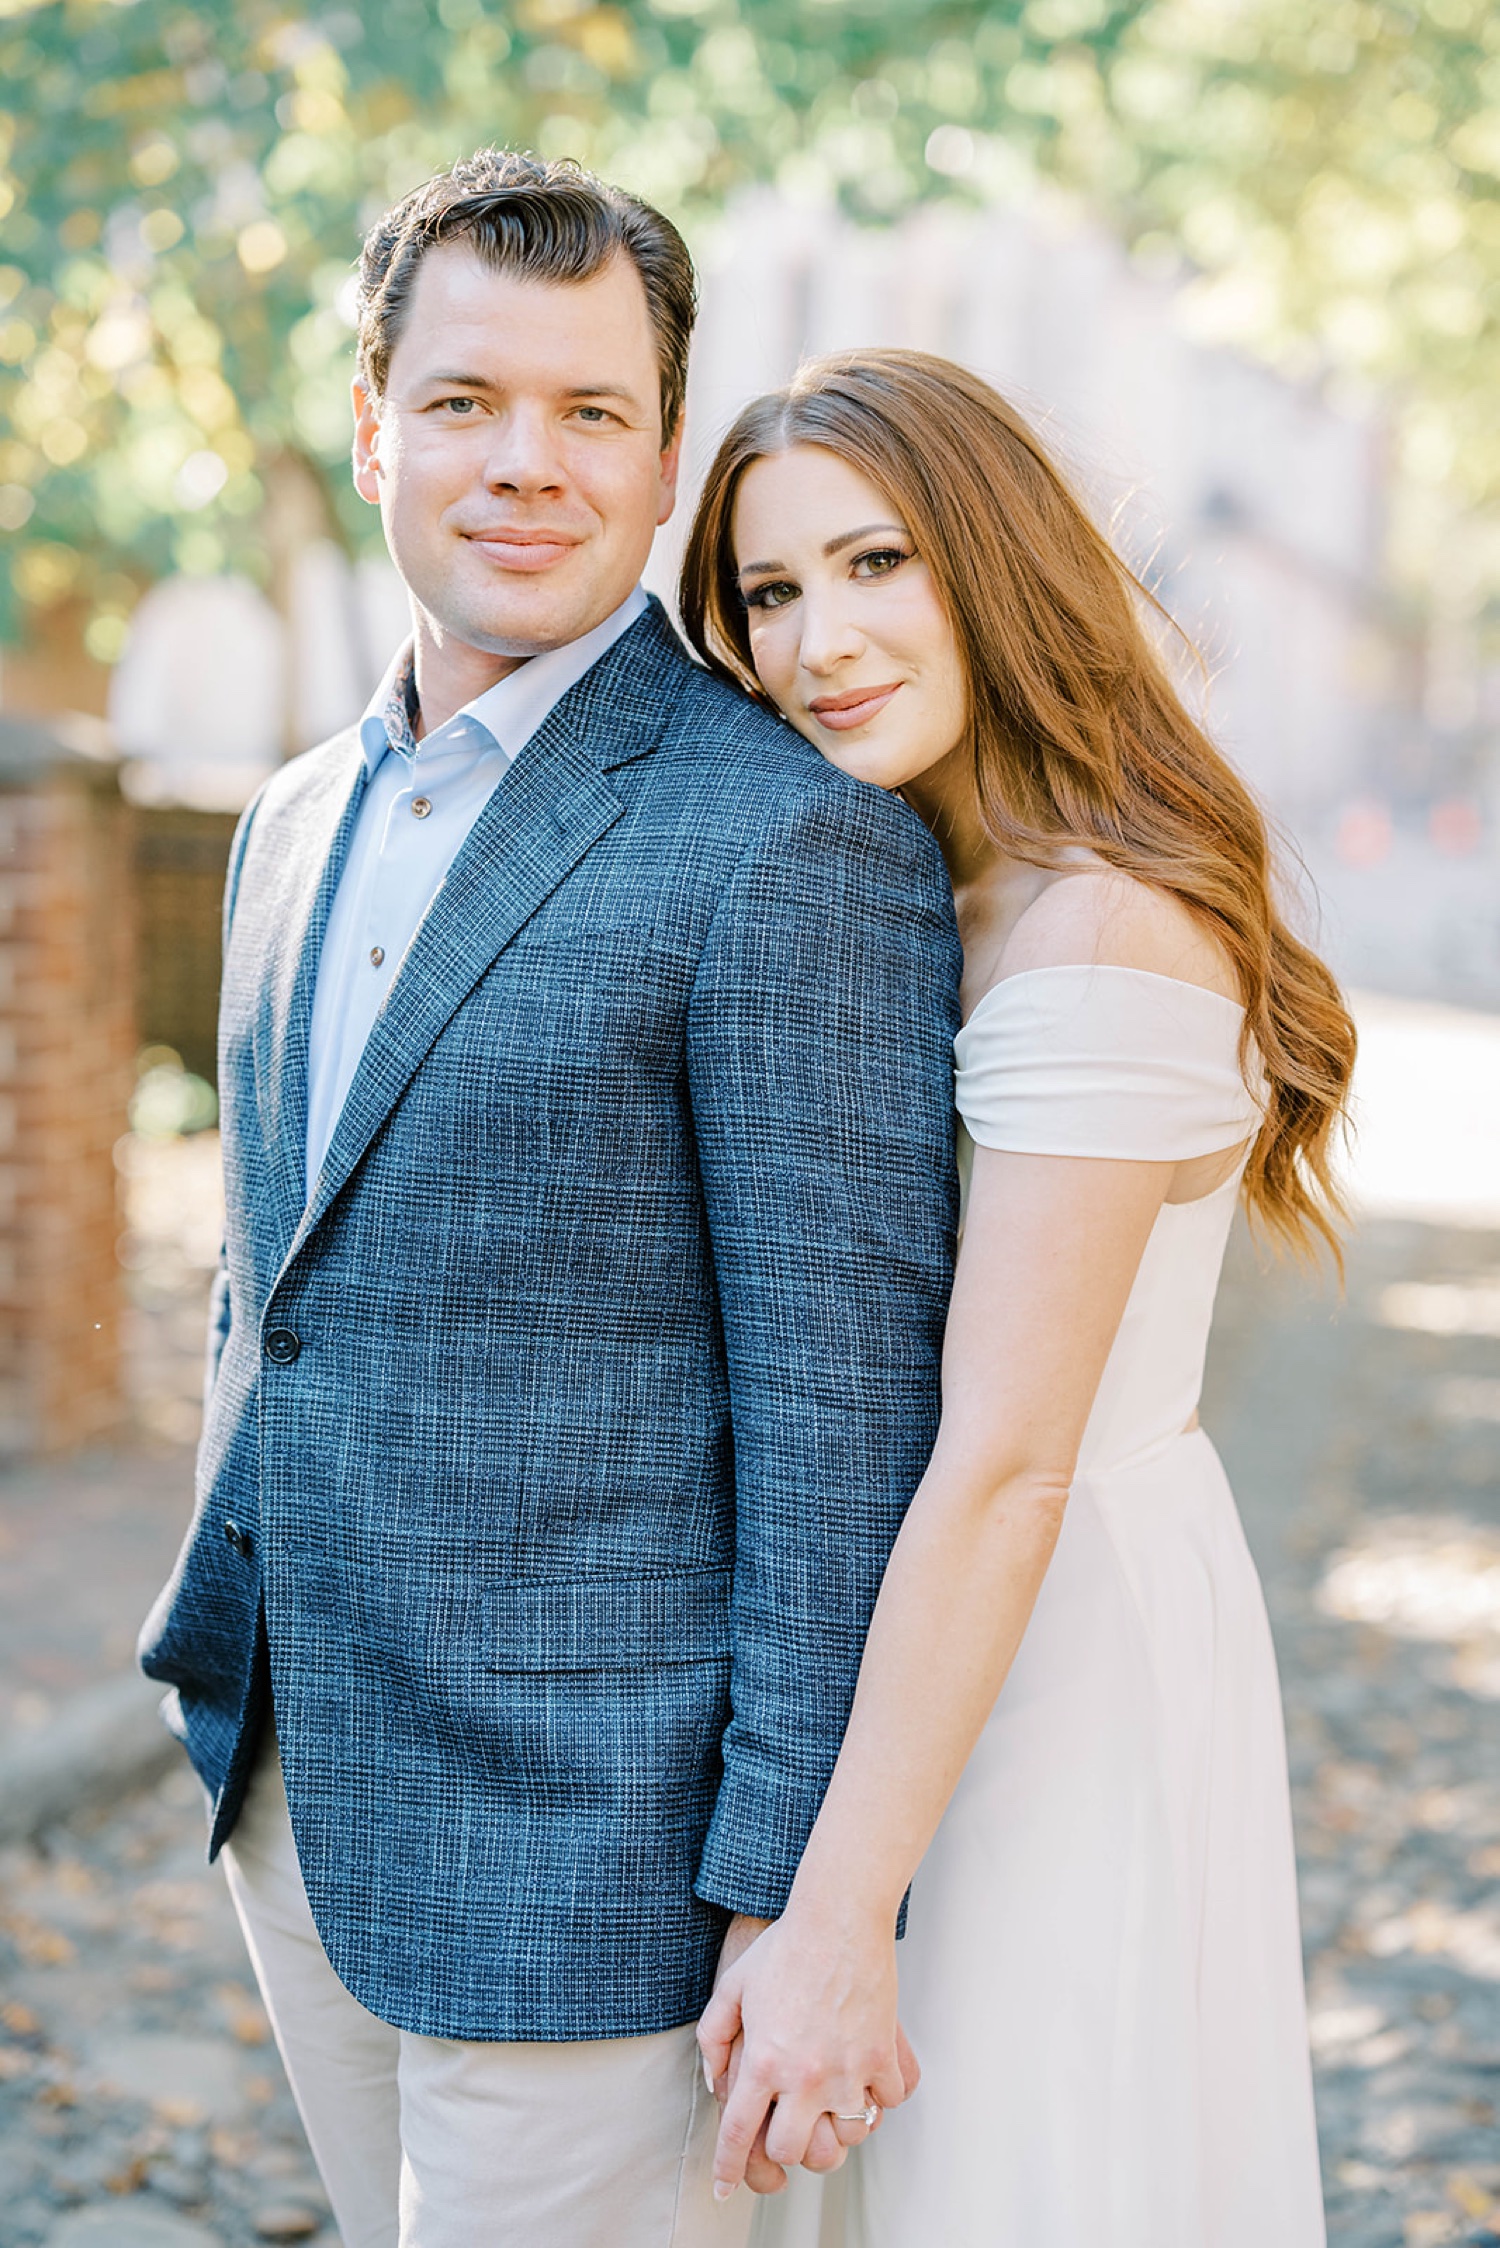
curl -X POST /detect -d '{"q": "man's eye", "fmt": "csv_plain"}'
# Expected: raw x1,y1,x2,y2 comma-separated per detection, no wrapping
574,405,613,424
438,397,479,415
743,580,798,612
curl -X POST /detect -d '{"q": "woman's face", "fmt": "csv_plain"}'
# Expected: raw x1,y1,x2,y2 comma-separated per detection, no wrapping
731,445,968,791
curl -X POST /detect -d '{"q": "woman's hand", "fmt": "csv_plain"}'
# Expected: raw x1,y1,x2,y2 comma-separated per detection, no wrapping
698,1906,916,2199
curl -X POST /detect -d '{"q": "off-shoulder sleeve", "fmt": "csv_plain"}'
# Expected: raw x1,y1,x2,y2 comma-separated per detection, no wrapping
954,964,1261,1160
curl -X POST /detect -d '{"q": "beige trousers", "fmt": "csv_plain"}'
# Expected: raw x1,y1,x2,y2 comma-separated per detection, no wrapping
222,1737,754,2248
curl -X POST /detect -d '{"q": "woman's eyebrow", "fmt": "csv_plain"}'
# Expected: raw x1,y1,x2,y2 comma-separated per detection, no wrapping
738,521,909,578
823,521,908,556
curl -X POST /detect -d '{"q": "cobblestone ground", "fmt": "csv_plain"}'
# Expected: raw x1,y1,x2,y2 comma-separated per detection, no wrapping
1205,1218,1500,2248
0,1138,1497,2246
0,1771,332,2248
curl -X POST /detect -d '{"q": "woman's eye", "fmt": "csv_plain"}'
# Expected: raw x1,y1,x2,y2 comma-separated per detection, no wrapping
743,580,799,612
853,546,910,578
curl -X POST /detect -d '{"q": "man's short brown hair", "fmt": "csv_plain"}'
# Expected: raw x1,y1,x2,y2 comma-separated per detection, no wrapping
356,149,698,440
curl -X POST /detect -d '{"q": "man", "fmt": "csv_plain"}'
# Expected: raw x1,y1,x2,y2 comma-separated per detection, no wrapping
140,149,958,2248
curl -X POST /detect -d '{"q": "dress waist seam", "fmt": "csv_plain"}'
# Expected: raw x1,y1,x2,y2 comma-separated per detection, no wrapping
1076,1420,1212,1487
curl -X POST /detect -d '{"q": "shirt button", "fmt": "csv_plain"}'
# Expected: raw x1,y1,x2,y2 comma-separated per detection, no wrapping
370,945,385,967
263,1328,302,1365
411,796,432,819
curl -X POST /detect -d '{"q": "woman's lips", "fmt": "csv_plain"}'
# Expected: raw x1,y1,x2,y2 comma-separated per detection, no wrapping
808,684,901,732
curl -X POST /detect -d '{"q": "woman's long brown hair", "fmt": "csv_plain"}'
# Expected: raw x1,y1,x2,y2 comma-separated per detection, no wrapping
680,348,1356,1264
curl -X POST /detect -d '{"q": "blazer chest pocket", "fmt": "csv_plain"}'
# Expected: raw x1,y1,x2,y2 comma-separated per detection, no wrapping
483,1571,731,1673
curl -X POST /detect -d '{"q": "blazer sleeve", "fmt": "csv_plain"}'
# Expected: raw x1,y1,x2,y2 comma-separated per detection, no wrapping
687,777,960,1921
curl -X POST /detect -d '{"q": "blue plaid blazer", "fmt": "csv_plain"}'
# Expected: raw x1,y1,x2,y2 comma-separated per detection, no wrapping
140,601,960,2041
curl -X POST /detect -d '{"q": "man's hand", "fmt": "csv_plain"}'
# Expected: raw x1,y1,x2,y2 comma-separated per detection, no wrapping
717,1914,771,1981
699,1907,919,2201
707,1917,793,2197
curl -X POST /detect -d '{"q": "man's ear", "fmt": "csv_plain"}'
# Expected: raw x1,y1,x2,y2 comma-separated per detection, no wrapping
352,378,383,506
656,418,685,528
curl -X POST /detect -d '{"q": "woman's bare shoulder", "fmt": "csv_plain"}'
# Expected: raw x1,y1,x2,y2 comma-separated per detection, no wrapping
996,863,1240,1002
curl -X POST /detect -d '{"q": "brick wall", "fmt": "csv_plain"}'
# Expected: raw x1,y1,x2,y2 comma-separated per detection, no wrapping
0,720,136,1456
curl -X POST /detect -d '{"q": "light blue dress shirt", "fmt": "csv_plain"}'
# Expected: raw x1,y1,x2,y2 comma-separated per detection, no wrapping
305,585,648,1191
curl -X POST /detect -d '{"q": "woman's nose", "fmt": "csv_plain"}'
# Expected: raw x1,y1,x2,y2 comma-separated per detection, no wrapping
798,594,864,676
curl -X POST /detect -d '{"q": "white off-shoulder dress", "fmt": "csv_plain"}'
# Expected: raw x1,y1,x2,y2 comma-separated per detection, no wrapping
754,965,1326,2248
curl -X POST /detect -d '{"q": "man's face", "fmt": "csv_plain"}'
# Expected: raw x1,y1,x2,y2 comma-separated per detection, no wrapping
352,244,681,662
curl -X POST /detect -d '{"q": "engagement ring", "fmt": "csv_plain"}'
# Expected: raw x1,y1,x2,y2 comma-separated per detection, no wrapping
835,2101,880,2129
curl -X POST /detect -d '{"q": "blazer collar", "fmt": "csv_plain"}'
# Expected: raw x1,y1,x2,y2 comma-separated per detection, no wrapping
555,595,692,772
276,598,695,1271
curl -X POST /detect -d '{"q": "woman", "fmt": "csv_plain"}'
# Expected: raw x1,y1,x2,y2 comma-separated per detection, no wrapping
678,350,1350,2246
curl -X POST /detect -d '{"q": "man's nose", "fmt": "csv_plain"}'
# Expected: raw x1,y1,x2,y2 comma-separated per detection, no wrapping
480,403,565,494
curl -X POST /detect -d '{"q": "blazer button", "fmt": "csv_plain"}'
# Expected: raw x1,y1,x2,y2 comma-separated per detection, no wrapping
223,1520,254,1560
264,1327,301,1364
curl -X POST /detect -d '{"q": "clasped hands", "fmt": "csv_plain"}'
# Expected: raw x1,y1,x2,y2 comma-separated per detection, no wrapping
698,1910,920,2201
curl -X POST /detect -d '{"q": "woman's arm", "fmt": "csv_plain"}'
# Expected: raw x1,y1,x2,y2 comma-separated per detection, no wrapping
700,1135,1177,2195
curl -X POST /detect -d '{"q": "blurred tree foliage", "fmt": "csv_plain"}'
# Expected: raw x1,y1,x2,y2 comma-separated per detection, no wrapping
1,0,1496,652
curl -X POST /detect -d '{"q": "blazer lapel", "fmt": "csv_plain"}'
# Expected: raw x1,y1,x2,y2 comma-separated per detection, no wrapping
282,727,622,1268
278,600,695,1271
252,738,368,1252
